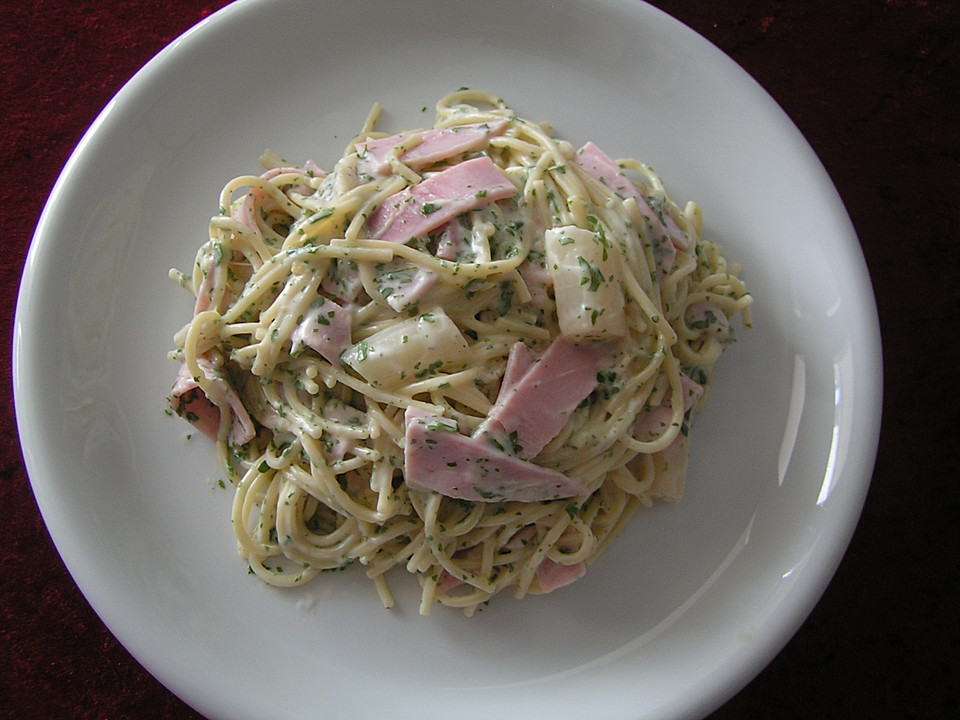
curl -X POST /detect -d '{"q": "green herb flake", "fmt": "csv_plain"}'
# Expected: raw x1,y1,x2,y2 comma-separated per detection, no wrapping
577,256,605,292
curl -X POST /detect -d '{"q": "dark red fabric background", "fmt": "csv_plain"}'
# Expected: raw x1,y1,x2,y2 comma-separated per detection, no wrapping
1,1,957,718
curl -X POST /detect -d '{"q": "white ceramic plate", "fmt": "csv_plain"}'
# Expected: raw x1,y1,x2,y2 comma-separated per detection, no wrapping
14,1,881,718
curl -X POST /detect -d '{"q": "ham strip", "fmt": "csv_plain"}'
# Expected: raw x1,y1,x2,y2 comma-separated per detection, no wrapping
232,166,315,231
192,235,240,316
631,374,704,501
575,141,688,273
320,399,364,462
497,341,539,400
437,549,587,594
476,339,611,460
170,357,256,445
633,374,704,443
685,302,731,342
321,259,363,305
355,121,508,173
434,220,471,262
365,156,516,245
290,295,352,366
536,558,587,593
370,258,438,312
404,407,587,503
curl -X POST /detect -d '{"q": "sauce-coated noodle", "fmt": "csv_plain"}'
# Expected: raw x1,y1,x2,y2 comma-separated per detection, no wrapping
167,91,752,615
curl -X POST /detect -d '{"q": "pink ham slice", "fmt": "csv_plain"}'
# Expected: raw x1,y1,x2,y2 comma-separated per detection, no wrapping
321,259,363,305
365,156,516,245
684,302,731,342
503,524,537,551
434,219,471,262
536,557,587,593
434,549,587,595
435,570,465,593
498,341,539,398
290,295,352,366
355,121,508,173
631,374,704,500
320,399,364,462
383,266,436,312
370,257,438,312
232,166,316,231
475,339,611,460
192,248,221,315
633,373,704,444
403,407,587,503
574,141,688,273
170,357,256,445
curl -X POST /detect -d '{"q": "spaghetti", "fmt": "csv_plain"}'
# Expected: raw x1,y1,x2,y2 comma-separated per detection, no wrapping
167,90,752,615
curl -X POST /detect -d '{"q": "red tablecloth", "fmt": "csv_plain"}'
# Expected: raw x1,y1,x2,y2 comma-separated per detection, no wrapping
2,2,957,718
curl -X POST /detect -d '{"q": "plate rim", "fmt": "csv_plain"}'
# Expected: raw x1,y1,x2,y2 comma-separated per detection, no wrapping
12,1,883,718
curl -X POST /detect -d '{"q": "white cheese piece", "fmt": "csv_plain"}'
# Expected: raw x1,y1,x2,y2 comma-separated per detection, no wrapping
544,224,625,341
342,308,469,388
